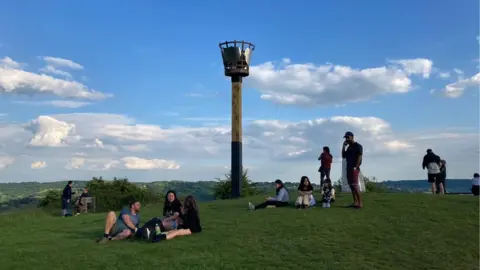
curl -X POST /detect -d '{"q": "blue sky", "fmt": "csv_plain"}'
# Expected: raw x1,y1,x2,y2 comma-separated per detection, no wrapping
0,1,478,183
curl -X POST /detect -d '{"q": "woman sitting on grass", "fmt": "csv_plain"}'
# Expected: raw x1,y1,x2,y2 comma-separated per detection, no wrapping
152,195,202,242
472,173,479,196
161,190,182,231
295,176,314,209
248,179,290,210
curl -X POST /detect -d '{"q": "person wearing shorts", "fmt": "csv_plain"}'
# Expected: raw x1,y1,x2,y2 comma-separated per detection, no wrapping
422,149,441,194
342,131,363,209
97,200,141,244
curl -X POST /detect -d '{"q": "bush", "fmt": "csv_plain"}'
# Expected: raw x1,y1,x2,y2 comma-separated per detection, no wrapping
213,168,260,199
38,190,62,208
38,177,162,212
364,176,389,193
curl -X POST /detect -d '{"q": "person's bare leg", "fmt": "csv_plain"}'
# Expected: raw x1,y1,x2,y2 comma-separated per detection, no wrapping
350,186,357,205
111,229,131,240
165,229,192,240
104,211,117,234
439,183,445,195
431,183,436,194
354,185,362,207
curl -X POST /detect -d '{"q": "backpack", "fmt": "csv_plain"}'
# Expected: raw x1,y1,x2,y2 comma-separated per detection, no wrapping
135,217,164,242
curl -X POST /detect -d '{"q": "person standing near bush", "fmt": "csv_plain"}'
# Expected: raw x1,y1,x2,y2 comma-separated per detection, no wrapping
422,149,441,194
318,146,333,185
97,199,141,244
61,181,75,217
341,131,363,209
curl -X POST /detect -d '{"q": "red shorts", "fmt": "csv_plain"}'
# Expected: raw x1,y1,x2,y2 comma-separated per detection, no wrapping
347,168,360,186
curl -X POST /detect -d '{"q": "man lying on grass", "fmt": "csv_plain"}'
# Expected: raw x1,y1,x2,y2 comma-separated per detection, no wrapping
152,195,202,242
97,200,141,244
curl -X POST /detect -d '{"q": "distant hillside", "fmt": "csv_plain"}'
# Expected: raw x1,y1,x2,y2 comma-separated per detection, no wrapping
382,179,472,193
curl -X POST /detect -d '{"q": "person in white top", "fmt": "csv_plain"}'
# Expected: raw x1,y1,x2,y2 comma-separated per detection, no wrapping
471,173,479,196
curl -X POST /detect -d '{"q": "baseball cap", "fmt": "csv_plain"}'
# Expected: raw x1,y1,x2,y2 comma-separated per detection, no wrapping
343,131,354,138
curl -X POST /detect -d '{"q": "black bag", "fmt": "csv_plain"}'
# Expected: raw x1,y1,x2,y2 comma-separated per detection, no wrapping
136,217,164,242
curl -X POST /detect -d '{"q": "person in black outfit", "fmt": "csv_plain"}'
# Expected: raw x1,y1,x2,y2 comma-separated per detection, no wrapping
161,190,182,231
61,181,75,217
341,131,363,208
153,195,201,243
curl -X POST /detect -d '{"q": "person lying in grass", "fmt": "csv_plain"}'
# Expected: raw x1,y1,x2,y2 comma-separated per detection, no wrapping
295,176,314,209
248,179,290,210
152,195,202,242
161,190,182,231
97,199,141,244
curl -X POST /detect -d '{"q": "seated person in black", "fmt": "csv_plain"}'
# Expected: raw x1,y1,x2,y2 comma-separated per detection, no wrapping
153,195,201,242
161,190,182,231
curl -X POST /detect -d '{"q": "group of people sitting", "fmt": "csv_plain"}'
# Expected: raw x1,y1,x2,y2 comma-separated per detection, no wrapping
96,190,202,244
247,176,336,211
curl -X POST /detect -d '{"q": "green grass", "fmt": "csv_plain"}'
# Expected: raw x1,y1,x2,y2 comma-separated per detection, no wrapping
0,193,478,270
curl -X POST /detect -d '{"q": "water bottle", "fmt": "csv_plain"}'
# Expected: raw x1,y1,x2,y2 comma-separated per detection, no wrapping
155,223,161,235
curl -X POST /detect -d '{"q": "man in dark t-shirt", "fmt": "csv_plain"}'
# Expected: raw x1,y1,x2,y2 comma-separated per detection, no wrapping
341,131,363,208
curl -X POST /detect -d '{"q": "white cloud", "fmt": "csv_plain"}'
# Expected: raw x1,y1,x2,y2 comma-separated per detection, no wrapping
13,100,91,108
437,72,450,79
387,58,433,78
25,116,75,147
39,65,72,79
42,56,84,70
0,113,477,182
65,157,85,169
248,58,433,106
122,156,180,170
0,57,21,69
31,161,47,169
0,56,111,100
0,155,14,169
431,72,480,98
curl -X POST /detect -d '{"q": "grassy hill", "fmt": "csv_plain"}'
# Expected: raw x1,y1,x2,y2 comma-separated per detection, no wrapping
0,193,478,269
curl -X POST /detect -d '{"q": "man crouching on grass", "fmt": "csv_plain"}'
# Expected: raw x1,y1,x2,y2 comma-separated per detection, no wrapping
97,200,141,244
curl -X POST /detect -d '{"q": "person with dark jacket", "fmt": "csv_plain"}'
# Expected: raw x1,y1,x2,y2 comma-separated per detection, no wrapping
471,173,479,196
161,190,182,231
61,181,75,217
152,195,201,243
422,149,441,194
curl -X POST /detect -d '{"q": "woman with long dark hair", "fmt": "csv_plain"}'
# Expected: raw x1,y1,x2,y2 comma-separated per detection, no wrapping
161,190,182,230
295,176,314,209
318,146,333,184
152,195,202,242
248,179,290,210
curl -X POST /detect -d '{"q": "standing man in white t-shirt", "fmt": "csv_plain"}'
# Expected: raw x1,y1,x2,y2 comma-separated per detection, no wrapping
422,149,441,194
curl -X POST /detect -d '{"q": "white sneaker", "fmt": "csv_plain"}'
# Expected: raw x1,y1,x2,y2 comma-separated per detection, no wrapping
326,203,331,208
248,202,255,211
322,202,327,208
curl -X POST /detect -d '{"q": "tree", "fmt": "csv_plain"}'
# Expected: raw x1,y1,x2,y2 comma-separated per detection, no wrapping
212,168,259,200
